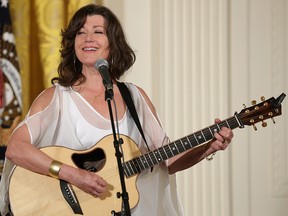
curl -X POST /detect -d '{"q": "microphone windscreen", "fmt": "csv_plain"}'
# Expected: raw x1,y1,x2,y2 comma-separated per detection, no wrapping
95,59,108,70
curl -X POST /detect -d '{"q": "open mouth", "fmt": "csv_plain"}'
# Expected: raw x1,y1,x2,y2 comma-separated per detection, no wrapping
82,47,99,51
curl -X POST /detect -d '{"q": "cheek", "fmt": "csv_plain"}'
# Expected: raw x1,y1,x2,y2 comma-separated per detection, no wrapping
103,40,110,56
74,40,81,57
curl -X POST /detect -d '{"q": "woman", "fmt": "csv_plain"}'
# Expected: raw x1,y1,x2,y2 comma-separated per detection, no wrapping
0,4,233,216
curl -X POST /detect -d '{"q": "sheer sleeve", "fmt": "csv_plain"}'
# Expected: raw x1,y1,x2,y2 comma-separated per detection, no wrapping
19,85,61,147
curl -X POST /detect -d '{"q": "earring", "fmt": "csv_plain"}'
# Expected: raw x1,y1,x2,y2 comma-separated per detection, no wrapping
74,55,77,73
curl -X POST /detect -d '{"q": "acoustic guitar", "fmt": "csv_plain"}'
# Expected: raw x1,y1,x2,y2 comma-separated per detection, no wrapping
9,93,286,215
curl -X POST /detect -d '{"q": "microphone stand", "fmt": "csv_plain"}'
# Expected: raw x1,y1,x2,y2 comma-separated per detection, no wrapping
104,86,131,216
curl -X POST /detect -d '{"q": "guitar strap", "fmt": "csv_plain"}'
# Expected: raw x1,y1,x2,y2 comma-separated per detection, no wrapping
117,82,151,153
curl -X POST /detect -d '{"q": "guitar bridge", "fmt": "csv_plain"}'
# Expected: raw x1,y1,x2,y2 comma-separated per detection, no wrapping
60,180,83,215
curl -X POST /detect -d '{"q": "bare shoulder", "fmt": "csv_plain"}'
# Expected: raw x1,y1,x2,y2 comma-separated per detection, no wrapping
135,85,157,116
29,86,57,116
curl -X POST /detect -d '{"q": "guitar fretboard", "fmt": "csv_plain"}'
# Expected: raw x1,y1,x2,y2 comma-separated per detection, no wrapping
123,113,243,178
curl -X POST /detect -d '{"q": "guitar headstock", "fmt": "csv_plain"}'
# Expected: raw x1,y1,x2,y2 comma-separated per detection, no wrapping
238,93,286,130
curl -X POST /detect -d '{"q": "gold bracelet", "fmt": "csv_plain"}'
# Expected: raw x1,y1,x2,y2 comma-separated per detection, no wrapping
205,152,216,161
49,160,62,179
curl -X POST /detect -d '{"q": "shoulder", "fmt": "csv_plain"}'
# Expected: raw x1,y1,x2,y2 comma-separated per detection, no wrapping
125,82,158,119
28,85,58,116
136,86,155,109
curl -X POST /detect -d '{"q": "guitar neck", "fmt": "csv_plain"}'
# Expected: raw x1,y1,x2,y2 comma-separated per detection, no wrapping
123,113,244,177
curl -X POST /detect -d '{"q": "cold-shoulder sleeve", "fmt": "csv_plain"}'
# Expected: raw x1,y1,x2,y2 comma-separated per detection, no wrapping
19,85,62,147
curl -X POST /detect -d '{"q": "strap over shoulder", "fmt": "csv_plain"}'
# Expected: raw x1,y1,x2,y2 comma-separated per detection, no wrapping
117,82,150,152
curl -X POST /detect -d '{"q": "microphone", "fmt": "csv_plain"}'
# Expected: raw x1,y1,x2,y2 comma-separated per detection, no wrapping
95,58,113,99
95,58,112,89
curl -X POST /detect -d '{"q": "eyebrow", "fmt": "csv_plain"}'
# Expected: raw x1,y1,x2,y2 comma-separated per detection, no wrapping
80,25,105,29
93,25,105,28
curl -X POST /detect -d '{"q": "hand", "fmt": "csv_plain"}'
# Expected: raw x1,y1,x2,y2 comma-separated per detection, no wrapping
209,118,234,152
60,165,107,197
77,169,107,197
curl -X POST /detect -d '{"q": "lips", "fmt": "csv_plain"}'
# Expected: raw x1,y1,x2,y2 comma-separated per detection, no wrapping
82,47,99,51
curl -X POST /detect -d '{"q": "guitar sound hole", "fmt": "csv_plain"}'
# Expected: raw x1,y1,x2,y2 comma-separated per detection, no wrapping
72,148,106,173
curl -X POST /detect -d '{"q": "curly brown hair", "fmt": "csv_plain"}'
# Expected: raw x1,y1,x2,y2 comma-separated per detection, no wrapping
52,4,136,86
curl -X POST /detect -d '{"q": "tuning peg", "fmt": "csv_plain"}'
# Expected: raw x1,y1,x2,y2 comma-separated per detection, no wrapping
262,121,267,127
251,100,257,105
259,115,267,127
271,117,276,124
253,124,257,131
243,104,247,108
250,119,257,131
261,96,265,101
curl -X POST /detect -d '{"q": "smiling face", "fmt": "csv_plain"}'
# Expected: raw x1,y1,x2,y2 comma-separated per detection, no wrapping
74,15,110,68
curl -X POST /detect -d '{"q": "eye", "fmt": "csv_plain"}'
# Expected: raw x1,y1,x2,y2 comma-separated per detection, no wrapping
77,31,85,35
95,30,104,34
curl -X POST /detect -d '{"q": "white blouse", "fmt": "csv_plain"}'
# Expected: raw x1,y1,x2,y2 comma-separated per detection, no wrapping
0,82,183,216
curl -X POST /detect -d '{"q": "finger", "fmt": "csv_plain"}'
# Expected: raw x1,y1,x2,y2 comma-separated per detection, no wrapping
94,180,107,194
214,132,226,143
219,128,233,142
214,118,221,124
97,177,107,187
90,191,99,197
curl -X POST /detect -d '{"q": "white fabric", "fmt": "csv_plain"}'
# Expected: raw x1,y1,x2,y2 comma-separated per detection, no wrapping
0,82,183,216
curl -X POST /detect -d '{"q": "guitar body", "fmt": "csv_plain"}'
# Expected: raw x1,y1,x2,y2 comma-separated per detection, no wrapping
9,135,140,216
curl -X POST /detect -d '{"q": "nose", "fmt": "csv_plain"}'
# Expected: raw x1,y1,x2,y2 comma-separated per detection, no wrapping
85,33,95,43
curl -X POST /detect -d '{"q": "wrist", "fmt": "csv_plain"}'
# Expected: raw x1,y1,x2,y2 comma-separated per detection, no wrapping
203,145,216,161
204,151,216,161
48,160,62,179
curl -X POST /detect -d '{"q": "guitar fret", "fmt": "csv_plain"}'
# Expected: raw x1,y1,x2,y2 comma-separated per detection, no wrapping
157,147,168,161
160,146,169,159
131,159,141,173
179,139,185,150
126,161,135,176
194,131,206,145
225,120,231,129
185,137,193,148
154,149,164,162
210,124,220,133
176,140,185,152
145,153,154,167
150,152,158,165
231,116,242,129
181,138,190,150
193,134,199,145
219,121,227,128
187,134,197,148
135,157,145,171
168,144,175,156
141,155,150,169
171,142,180,154
165,145,174,158
158,148,166,160
208,127,215,138
125,163,134,176
146,153,154,167
201,131,207,142
122,164,129,177
127,160,135,175
202,128,214,141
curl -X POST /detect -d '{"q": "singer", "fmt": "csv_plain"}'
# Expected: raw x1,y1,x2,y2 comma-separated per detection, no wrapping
0,4,233,216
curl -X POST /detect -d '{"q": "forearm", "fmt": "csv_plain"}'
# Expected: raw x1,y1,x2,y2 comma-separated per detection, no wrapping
168,142,215,174
6,137,53,176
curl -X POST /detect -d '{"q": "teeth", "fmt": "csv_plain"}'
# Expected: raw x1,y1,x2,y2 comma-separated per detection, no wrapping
83,47,98,51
